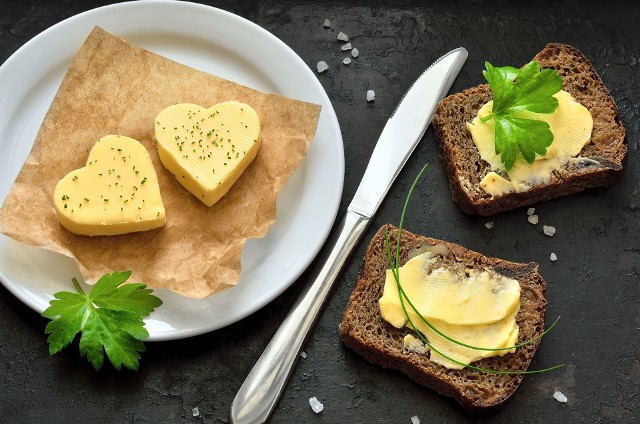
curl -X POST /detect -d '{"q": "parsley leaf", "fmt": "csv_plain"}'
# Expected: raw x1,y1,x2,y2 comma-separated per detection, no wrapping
42,271,162,371
481,61,563,170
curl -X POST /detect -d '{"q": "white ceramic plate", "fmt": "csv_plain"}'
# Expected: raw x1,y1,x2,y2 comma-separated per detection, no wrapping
0,1,343,340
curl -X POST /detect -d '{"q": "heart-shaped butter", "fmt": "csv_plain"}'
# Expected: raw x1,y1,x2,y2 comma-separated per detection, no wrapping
53,135,166,236
155,101,261,206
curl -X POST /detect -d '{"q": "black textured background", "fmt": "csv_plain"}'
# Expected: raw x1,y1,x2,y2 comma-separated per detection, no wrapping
1,1,638,423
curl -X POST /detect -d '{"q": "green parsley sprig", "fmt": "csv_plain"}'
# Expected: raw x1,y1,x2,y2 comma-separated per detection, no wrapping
42,271,162,371
480,61,563,171
385,163,562,374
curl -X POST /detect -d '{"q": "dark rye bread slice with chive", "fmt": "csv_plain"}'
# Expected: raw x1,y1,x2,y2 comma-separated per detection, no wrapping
432,43,627,216
339,225,547,411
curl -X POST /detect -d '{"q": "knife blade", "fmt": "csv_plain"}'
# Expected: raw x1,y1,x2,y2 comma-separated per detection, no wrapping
230,47,468,424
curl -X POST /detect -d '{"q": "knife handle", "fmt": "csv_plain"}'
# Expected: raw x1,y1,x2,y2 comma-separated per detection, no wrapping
230,210,369,424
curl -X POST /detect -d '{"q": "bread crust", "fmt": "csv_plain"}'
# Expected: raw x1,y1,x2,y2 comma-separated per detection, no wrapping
432,43,627,216
339,225,547,411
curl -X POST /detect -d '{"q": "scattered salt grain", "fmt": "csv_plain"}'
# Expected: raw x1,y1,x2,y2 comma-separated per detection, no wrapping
351,48,359,58
550,252,558,261
337,31,349,41
300,351,307,358
543,225,556,236
411,416,421,424
192,407,200,417
309,397,324,413
553,390,568,403
527,214,539,225
343,57,352,65
341,42,352,51
485,221,494,229
527,207,536,216
323,19,331,28
316,61,329,73
367,90,375,102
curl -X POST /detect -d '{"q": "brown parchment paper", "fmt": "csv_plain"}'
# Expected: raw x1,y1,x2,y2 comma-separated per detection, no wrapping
0,27,320,298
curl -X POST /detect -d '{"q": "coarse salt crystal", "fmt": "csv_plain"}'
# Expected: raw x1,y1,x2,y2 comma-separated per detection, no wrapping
550,252,558,261
337,31,349,41
300,351,307,358
543,225,556,236
192,407,200,417
528,214,539,225
316,61,329,73
553,390,568,403
323,19,331,28
309,397,324,413
527,207,536,216
411,416,421,424
485,221,494,229
367,90,375,102
351,48,359,57
341,42,352,51
343,57,352,65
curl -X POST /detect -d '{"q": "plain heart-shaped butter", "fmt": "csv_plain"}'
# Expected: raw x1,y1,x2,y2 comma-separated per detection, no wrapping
53,135,166,236
154,101,261,206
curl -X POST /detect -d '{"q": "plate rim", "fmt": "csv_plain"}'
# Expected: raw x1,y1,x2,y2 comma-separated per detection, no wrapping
0,0,344,340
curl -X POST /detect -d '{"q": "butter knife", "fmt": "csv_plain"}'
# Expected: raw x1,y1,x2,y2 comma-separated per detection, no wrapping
230,47,468,424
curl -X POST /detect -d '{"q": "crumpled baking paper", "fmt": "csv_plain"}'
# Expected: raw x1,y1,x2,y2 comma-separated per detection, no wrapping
0,27,320,298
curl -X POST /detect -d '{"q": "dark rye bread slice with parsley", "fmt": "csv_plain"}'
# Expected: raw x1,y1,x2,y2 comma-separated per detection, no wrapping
339,225,547,411
432,43,627,216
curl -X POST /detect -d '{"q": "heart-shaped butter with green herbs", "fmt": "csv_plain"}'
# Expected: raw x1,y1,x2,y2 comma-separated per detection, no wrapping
53,135,166,236
154,101,261,207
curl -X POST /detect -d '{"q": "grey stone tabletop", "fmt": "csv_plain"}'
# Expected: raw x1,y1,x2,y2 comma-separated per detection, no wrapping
0,1,638,423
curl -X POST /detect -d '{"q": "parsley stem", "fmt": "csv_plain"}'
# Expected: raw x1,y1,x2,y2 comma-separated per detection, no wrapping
389,234,561,351
384,163,563,373
390,163,429,281
71,277,86,296
479,113,494,123
394,254,564,374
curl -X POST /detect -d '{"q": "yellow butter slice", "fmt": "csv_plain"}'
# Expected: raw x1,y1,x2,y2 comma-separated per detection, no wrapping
53,135,166,236
379,252,521,369
467,90,593,195
155,101,261,206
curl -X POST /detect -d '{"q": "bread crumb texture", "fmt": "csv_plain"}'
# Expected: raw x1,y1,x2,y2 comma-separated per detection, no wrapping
432,43,627,215
339,225,547,411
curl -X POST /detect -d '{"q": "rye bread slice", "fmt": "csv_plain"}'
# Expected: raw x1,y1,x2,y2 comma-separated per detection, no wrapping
339,225,547,411
432,43,627,216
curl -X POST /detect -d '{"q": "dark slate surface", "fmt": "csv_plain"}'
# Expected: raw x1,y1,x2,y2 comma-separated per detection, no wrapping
1,1,638,423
